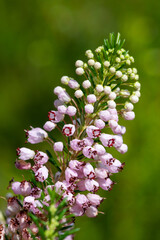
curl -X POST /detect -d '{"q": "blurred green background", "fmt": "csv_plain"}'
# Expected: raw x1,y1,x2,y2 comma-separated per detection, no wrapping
0,0,160,239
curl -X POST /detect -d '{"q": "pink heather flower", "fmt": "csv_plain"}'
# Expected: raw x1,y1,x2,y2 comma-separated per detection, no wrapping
30,187,42,199
7,197,20,215
83,137,94,146
95,168,108,179
23,196,36,211
69,160,84,171
83,146,98,159
83,163,95,179
87,193,103,206
117,143,128,154
11,182,21,195
70,204,84,216
65,167,78,183
15,160,31,170
87,94,97,103
8,218,19,234
25,127,48,144
113,125,126,135
85,206,98,218
101,158,124,173
84,179,99,192
34,151,49,165
48,110,64,123
16,147,35,161
70,139,86,151
22,228,31,240
66,106,77,116
99,110,111,122
58,91,71,103
86,125,101,138
85,104,94,114
54,99,64,108
108,108,118,122
100,133,123,148
97,178,113,191
76,193,89,209
57,105,67,114
53,86,64,95
108,120,118,129
94,119,105,129
68,79,80,89
123,111,135,120
54,141,64,152
99,153,113,165
43,121,56,132
35,166,49,182
62,124,75,136
54,181,67,194
19,181,32,196
77,180,86,191
63,192,75,206
93,144,106,155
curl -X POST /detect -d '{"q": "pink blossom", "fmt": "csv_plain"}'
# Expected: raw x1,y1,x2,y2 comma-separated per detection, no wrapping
93,144,106,155
86,125,101,138
62,124,75,136
35,166,49,182
43,121,56,132
58,91,71,103
85,206,98,218
11,182,21,195
7,197,21,215
84,179,99,192
95,168,108,179
58,105,67,114
70,139,86,151
55,181,67,194
76,193,89,209
68,79,80,89
87,94,97,103
19,181,32,196
34,151,49,165
123,111,135,120
53,86,64,95
69,160,85,171
54,142,64,152
99,110,111,122
83,163,95,179
117,143,128,154
70,204,84,216
94,119,105,129
25,127,48,144
85,104,94,114
65,167,78,183
100,133,123,148
97,178,113,191
48,110,64,123
16,147,35,160
66,106,77,116
99,153,113,165
87,193,103,206
83,146,98,159
30,187,42,199
15,160,31,170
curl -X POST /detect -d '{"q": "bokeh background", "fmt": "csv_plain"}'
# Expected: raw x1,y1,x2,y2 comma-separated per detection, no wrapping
0,0,160,239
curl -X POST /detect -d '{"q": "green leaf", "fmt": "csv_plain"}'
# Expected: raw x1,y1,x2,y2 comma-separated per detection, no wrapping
109,32,115,48
46,150,61,172
59,228,80,240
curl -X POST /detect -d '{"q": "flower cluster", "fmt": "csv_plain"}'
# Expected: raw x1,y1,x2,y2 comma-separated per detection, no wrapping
1,33,141,240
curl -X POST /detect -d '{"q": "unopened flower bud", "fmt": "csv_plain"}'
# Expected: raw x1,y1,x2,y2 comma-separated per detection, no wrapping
82,80,91,89
96,84,103,93
85,104,94,114
43,121,56,132
61,76,69,85
94,62,101,70
75,60,83,67
54,142,63,152
76,67,84,75
88,59,95,66
104,86,111,94
74,89,84,98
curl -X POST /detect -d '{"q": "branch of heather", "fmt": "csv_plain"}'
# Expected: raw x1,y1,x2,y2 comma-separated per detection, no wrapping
0,33,141,240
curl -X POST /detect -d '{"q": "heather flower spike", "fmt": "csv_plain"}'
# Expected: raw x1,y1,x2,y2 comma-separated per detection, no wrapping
1,33,141,239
